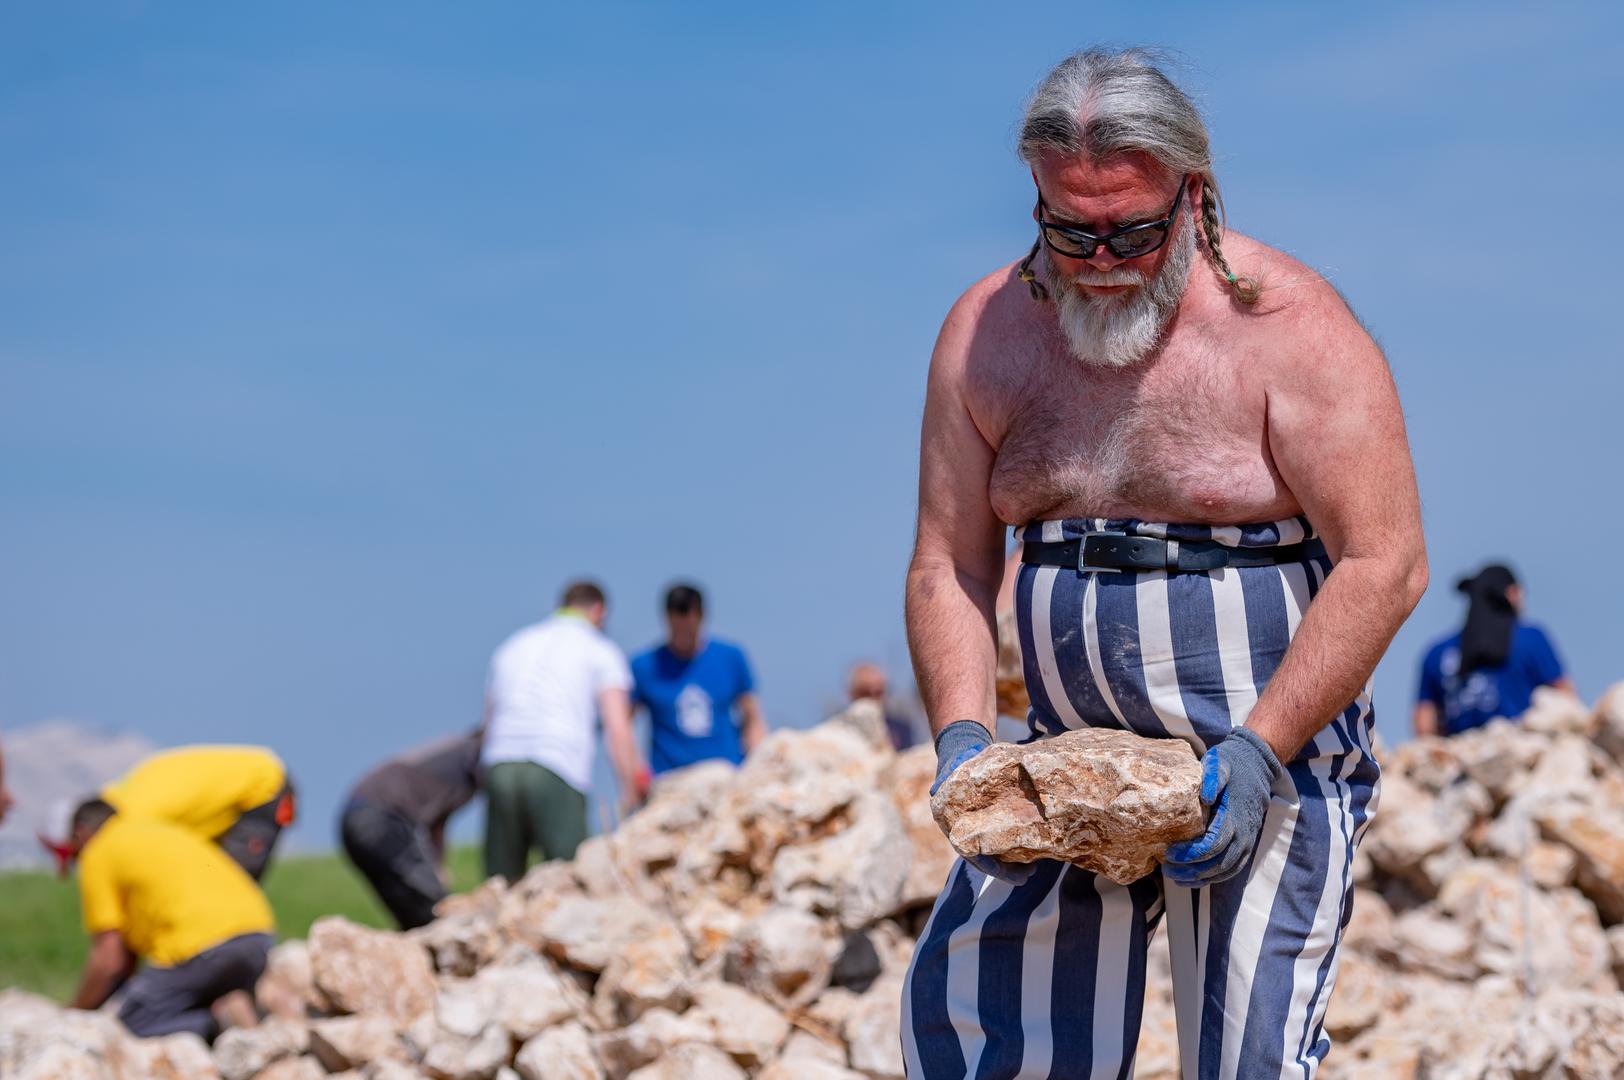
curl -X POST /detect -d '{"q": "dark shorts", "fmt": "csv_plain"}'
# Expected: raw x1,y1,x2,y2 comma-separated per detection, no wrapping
118,932,274,1041
339,799,446,930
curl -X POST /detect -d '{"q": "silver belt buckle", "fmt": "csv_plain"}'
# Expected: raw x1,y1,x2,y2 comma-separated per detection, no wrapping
1078,530,1127,573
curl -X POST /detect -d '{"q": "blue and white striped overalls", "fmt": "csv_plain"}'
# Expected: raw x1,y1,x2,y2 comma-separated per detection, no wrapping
902,518,1380,1080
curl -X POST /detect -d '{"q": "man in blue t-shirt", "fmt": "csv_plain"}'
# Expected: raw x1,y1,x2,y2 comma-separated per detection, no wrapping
631,583,767,773
1415,563,1573,737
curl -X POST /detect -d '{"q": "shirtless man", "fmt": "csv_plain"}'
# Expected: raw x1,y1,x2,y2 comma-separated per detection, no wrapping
901,49,1426,1079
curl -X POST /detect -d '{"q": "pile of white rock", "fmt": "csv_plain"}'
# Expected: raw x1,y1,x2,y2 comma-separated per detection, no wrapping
0,701,955,1080
7,684,1624,1080
1301,684,1624,1079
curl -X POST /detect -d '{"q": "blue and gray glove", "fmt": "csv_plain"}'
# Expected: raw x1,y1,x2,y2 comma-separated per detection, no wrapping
1163,727,1283,888
932,720,1036,886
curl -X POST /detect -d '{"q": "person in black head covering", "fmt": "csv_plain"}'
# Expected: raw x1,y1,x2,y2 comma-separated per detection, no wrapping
1414,563,1574,737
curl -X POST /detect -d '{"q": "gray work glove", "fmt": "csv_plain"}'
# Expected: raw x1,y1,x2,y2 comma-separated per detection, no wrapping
1163,727,1283,888
932,720,1036,886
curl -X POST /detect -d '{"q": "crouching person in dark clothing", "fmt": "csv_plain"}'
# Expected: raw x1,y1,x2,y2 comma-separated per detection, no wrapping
64,799,274,1040
339,730,483,930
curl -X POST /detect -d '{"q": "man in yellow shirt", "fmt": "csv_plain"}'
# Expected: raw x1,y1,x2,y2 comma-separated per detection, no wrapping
65,798,275,1039
99,745,295,879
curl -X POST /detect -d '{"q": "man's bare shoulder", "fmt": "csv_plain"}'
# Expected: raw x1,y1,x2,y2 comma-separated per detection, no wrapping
1219,232,1379,374
1216,234,1350,323
938,261,1042,352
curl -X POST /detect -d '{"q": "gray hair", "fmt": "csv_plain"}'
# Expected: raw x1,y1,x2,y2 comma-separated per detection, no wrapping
1018,48,1258,304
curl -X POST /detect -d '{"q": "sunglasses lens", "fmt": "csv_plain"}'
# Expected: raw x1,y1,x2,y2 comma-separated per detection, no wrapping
1110,226,1167,259
1041,225,1094,259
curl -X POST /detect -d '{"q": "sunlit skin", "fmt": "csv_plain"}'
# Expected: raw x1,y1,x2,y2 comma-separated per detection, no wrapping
1031,150,1192,298
906,149,1428,763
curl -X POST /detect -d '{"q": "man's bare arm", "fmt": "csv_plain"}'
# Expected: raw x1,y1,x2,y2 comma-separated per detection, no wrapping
599,688,647,806
906,294,1008,738
736,693,767,753
1246,297,1428,761
70,931,135,1010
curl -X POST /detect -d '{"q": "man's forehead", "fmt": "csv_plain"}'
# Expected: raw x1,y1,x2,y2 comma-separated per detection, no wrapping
1033,151,1175,212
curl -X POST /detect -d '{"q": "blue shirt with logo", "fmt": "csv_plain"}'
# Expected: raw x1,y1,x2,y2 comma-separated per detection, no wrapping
631,639,756,773
1416,623,1565,736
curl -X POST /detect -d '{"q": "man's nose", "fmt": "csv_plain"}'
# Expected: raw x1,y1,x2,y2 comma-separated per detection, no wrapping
1085,247,1123,272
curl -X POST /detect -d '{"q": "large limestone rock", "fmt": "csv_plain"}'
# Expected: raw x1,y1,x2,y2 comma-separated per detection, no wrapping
1535,802,1624,924
844,972,906,1080
930,726,1205,884
256,939,325,1020
515,1020,604,1080
687,981,790,1069
309,1015,408,1071
722,905,838,1008
769,790,914,929
538,896,676,974
309,916,437,1023
592,921,693,1024
212,1019,308,1080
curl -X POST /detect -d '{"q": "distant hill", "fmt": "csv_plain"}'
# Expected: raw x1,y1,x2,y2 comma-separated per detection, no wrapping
0,720,155,869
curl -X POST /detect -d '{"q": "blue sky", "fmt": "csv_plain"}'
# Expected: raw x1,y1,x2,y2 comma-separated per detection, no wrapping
4,2,1622,850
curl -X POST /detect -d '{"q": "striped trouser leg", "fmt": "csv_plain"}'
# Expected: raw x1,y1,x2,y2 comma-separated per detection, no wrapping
1162,705,1380,1080
901,859,1164,1079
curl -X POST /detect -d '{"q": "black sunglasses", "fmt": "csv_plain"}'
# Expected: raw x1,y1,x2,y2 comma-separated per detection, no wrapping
1037,176,1189,261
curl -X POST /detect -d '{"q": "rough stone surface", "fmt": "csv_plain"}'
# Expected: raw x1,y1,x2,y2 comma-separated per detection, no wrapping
309,1014,407,1071
687,981,790,1068
623,1043,747,1080
310,916,437,1022
844,972,906,1080
885,745,959,906
17,699,1624,1080
538,896,673,974
514,1021,603,1080
256,939,326,1020
212,1019,307,1080
722,905,837,1007
930,726,1205,884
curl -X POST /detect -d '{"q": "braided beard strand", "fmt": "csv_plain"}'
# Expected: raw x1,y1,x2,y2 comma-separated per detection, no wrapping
1042,220,1196,369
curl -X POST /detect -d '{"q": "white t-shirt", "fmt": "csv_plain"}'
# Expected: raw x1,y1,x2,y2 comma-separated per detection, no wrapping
481,612,632,792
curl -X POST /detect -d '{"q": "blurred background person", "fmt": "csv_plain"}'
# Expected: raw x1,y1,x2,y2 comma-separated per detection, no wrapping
847,661,919,751
46,745,294,880
632,583,766,776
0,730,13,824
64,797,274,1040
481,580,645,882
339,729,483,929
1415,563,1573,737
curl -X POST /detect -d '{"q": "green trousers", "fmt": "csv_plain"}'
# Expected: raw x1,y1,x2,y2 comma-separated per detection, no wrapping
482,761,589,883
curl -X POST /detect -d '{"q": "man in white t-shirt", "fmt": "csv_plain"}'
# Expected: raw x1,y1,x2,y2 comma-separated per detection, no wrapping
481,580,647,881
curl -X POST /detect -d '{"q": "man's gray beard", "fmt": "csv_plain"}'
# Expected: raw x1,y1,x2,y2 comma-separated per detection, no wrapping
1042,222,1196,369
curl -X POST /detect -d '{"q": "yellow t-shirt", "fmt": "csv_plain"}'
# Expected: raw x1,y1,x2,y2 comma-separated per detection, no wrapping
102,745,285,840
78,817,274,967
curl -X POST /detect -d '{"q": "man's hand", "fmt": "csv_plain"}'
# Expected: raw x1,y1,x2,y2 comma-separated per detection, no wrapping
932,721,1035,886
1163,728,1283,888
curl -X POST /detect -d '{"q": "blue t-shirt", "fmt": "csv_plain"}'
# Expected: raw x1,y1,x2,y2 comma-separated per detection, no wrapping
1416,623,1565,735
631,639,756,773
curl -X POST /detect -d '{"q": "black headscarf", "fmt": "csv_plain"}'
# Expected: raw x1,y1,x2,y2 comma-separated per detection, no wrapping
1456,564,1518,675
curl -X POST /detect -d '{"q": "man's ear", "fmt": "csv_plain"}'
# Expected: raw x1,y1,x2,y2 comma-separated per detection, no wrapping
1031,170,1043,223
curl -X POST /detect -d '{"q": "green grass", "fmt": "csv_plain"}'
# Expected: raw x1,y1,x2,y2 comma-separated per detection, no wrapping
0,846,487,1000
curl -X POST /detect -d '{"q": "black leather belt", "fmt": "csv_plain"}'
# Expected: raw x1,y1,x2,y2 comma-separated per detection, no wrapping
1021,533,1326,574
